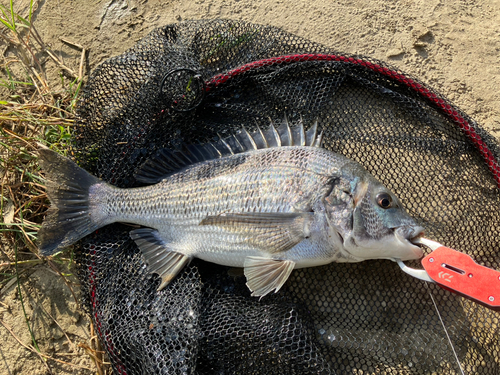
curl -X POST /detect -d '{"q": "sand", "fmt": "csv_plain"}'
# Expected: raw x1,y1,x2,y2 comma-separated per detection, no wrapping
1,0,499,373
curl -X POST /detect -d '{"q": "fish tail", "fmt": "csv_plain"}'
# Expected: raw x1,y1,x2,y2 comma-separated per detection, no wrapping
37,148,109,255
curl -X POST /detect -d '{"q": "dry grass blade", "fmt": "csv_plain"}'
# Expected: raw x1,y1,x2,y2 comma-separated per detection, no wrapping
88,321,110,375
79,342,106,375
0,258,43,267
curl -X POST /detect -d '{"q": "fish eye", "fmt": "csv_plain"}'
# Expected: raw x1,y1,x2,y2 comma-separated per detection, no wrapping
376,192,393,209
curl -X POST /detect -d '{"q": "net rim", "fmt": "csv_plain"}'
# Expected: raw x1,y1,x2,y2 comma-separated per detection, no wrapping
205,53,500,187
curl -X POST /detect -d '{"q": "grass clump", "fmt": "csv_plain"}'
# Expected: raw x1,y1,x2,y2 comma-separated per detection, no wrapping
0,0,78,274
0,1,109,373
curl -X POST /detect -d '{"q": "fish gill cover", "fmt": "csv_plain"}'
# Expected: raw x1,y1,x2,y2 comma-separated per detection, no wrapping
70,19,500,374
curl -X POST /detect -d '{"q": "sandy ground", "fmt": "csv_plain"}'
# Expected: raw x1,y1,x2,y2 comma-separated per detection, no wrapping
1,0,499,374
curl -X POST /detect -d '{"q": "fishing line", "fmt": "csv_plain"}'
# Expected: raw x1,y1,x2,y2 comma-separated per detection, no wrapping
425,282,465,375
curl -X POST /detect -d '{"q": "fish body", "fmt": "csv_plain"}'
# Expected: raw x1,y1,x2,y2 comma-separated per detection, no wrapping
38,120,423,297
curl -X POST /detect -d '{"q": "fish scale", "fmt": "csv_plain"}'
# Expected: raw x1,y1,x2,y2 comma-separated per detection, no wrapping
107,147,335,228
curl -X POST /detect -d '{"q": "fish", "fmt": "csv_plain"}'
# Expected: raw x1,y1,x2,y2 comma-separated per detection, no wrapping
37,118,424,297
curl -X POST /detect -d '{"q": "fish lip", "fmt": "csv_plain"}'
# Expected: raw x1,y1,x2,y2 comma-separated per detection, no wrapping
395,226,425,259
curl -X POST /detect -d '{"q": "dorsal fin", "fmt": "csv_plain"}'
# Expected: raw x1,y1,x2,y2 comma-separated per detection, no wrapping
133,148,200,184
255,123,268,148
306,120,319,146
134,117,323,184
269,121,281,147
240,126,258,150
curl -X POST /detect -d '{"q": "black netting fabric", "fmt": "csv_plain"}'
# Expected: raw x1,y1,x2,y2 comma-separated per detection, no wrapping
72,19,500,374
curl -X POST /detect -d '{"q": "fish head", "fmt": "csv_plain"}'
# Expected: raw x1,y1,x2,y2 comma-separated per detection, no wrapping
323,165,424,262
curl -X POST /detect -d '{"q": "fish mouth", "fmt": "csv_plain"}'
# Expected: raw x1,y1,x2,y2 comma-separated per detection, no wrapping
395,226,425,259
343,225,426,262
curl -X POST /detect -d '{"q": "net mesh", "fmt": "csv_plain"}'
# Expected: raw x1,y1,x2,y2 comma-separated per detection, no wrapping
71,19,500,374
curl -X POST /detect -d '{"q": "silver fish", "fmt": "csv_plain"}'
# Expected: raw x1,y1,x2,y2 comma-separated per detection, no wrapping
38,119,424,297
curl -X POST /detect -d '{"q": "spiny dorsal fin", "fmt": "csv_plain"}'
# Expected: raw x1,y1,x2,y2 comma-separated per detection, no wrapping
270,120,281,147
306,119,319,147
240,126,258,150
299,118,306,146
255,123,268,148
217,133,234,155
134,116,323,184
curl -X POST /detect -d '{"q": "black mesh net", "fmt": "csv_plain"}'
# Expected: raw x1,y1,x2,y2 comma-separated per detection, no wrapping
71,19,500,374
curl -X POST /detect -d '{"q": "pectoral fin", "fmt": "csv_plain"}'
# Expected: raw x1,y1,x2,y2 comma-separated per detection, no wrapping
199,212,314,254
130,228,190,291
244,256,295,298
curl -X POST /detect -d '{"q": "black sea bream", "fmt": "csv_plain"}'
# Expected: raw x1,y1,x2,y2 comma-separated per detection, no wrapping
38,120,424,297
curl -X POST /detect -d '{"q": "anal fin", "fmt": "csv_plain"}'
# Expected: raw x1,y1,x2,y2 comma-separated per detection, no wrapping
244,256,295,298
130,228,190,291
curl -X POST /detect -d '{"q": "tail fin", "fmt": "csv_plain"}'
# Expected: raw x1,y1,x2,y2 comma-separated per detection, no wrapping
37,148,105,255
